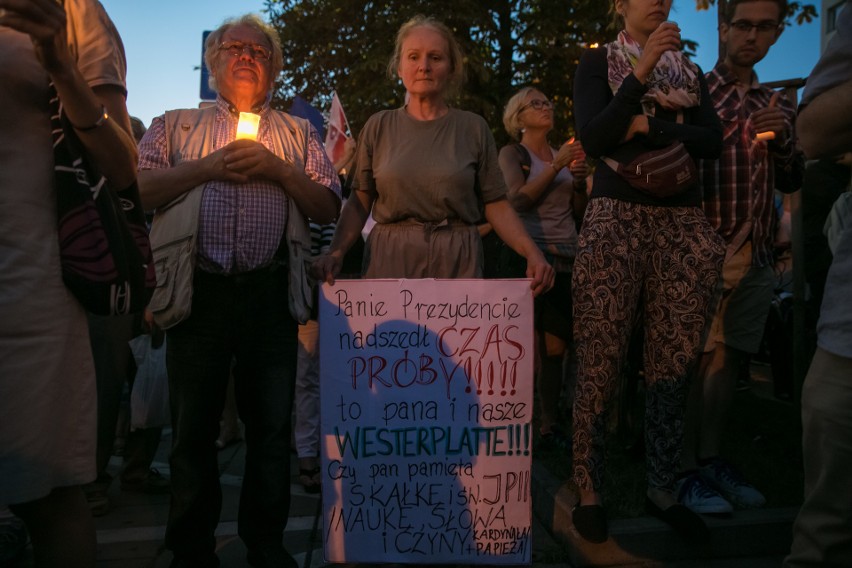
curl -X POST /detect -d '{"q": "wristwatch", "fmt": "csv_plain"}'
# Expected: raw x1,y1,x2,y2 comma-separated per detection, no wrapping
74,105,109,131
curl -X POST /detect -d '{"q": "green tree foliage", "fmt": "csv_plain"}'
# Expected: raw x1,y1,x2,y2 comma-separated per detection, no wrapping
265,0,611,146
265,0,816,145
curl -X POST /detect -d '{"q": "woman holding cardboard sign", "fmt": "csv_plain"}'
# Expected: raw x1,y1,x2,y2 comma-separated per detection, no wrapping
313,16,553,296
569,0,725,544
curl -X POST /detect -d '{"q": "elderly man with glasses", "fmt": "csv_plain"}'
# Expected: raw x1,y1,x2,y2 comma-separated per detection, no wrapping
137,13,340,568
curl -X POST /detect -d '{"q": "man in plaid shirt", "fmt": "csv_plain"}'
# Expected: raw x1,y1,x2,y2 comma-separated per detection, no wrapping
677,0,801,516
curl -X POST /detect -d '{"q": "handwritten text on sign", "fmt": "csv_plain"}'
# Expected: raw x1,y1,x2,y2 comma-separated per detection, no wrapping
319,279,534,564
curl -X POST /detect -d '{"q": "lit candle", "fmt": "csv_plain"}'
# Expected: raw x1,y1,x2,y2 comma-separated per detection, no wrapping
236,112,260,141
755,131,776,142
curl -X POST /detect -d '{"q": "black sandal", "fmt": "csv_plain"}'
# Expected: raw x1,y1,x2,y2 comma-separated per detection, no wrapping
645,496,709,543
572,504,608,543
299,467,321,494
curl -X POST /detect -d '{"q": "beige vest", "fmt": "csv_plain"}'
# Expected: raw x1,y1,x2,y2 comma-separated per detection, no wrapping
147,106,315,328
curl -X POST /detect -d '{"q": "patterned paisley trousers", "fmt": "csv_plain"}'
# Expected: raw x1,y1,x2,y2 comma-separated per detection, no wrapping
571,198,725,492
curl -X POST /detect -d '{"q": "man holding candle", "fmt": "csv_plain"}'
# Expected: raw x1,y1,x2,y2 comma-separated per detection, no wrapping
137,13,340,568
677,0,800,515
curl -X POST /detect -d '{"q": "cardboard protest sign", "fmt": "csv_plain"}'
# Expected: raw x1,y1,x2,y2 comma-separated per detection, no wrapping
319,279,534,564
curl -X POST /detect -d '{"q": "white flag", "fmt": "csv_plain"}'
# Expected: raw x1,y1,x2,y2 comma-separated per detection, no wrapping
324,92,351,167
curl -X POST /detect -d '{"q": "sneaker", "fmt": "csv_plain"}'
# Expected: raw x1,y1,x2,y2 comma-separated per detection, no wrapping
121,468,171,494
675,472,733,514
699,457,766,509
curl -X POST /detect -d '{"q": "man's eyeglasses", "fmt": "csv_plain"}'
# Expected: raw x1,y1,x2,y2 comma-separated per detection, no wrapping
520,99,553,112
219,41,272,62
729,20,781,34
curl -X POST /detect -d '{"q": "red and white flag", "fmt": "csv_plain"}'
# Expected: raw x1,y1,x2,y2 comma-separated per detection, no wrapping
324,92,351,166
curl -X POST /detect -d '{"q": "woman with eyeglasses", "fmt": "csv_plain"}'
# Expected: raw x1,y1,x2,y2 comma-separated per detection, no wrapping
314,16,553,295
569,0,725,544
495,87,589,451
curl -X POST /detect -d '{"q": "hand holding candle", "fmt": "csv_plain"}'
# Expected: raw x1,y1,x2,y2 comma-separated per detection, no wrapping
753,92,785,143
553,137,582,171
568,137,586,164
236,112,260,141
568,138,589,184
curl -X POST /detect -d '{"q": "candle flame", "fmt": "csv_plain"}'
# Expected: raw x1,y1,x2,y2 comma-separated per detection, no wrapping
236,112,260,141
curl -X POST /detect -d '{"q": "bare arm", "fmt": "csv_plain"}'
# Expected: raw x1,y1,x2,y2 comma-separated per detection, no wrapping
69,83,137,189
1,0,137,189
140,138,341,221
498,141,583,211
499,145,559,211
138,146,247,210
798,79,852,159
484,198,554,296
312,189,375,284
222,138,340,224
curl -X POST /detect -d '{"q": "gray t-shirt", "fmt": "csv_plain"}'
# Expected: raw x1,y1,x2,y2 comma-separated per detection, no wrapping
354,107,508,224
499,143,579,252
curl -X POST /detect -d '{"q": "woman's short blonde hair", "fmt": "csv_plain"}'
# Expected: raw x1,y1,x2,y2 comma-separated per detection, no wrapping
204,13,283,93
387,15,465,96
503,87,540,140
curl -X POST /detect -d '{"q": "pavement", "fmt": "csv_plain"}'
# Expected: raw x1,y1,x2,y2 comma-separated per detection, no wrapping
7,432,793,568
8,370,795,567
6,429,572,568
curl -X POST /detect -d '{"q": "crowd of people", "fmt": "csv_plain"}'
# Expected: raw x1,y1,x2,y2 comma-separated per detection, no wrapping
1,0,850,567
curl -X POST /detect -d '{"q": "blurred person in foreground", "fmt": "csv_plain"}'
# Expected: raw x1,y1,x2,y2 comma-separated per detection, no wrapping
570,0,724,544
137,13,340,568
312,15,553,294
678,0,800,516
84,117,170,518
785,2,852,566
497,87,589,448
0,0,136,565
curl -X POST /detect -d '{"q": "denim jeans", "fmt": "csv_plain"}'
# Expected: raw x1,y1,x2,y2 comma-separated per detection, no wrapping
164,265,298,559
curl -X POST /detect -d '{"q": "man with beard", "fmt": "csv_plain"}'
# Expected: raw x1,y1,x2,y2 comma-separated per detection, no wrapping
676,0,801,515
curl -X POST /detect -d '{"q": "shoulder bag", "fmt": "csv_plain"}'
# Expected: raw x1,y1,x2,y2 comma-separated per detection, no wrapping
52,84,156,315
